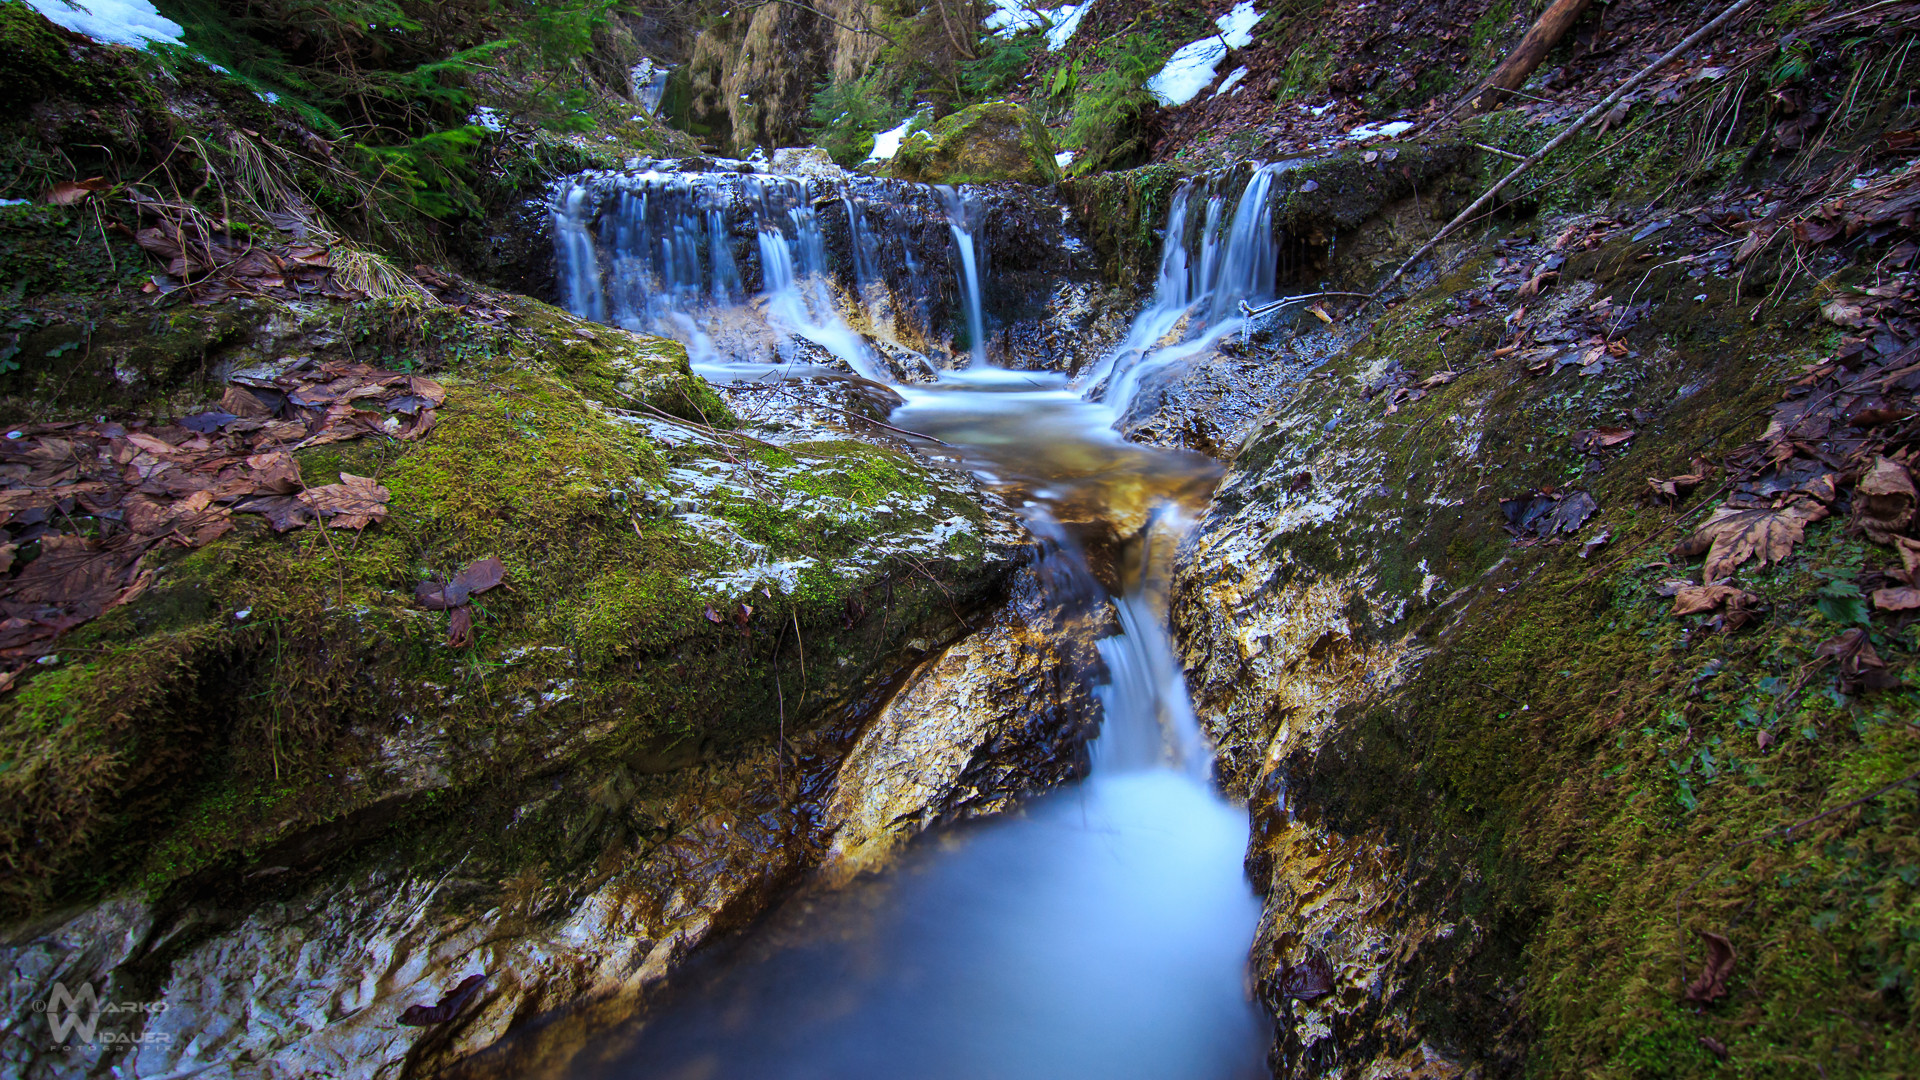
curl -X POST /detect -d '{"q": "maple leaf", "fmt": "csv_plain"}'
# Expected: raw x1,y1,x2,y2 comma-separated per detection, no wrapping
300,473,389,529
1672,499,1828,581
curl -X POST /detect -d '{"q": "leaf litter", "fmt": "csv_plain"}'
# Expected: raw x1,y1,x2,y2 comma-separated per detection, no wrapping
0,359,442,688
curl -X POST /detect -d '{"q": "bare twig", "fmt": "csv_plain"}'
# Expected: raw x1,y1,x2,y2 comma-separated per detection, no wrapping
1377,0,1765,300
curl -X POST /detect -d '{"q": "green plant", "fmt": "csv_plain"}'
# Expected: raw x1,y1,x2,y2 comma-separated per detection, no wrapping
1065,34,1162,174
806,73,898,166
962,32,1038,98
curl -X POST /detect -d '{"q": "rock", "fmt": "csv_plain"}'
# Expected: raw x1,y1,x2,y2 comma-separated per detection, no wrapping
889,101,1062,186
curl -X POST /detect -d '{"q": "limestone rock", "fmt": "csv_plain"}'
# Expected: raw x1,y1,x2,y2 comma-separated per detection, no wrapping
889,101,1062,186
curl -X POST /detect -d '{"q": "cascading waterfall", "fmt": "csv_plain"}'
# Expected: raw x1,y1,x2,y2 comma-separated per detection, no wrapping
1079,161,1292,415
546,162,1267,1079
552,165,1002,379
938,184,991,369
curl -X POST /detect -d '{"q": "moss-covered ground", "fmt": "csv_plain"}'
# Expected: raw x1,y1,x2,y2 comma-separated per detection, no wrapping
0,286,1004,922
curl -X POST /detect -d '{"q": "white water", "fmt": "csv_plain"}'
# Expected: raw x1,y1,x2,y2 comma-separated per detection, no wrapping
1079,162,1288,415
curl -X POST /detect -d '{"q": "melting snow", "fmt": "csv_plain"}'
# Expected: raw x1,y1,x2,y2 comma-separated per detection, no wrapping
25,0,183,48
1212,66,1250,98
1147,2,1260,107
1346,120,1416,141
985,0,1094,49
866,116,916,162
1054,149,1076,169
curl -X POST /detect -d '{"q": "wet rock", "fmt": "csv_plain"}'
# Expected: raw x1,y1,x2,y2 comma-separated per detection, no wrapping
889,101,1062,186
820,558,1105,880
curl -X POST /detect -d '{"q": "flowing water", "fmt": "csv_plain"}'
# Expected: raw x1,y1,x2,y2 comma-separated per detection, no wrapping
547,162,1296,1078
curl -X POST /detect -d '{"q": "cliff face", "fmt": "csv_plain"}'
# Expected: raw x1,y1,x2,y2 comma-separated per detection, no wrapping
685,0,887,153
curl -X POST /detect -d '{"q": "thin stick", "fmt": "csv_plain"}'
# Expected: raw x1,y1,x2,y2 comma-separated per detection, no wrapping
1376,0,1764,300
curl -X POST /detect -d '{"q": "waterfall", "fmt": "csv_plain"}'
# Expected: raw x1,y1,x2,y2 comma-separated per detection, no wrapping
551,169,884,380
1082,161,1290,416
939,185,990,369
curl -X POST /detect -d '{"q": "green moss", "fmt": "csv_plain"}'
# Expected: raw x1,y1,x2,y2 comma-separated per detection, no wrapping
0,291,998,922
890,100,1061,186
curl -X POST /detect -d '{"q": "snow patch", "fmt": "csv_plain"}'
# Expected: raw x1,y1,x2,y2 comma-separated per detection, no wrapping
985,0,1093,50
866,116,916,162
1212,66,1250,98
25,0,183,48
1346,120,1415,141
1054,149,1076,169
1147,2,1260,107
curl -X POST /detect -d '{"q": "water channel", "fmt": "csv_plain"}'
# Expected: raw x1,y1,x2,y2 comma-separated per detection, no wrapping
547,162,1292,1078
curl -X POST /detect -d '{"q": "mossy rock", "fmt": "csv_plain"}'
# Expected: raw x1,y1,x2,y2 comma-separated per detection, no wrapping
0,293,1010,921
889,100,1061,186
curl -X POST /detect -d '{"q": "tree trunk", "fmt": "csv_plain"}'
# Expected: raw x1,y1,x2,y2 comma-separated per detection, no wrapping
1472,0,1595,112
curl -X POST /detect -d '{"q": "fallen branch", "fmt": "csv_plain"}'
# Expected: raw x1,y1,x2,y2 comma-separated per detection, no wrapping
1473,0,1595,113
1376,0,1764,299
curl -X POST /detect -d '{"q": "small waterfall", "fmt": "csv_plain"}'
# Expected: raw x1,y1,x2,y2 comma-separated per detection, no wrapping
939,185,990,369
552,186,605,325
1082,161,1291,415
553,167,1007,379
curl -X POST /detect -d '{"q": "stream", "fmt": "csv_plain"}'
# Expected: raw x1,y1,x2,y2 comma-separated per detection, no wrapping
547,161,1292,1078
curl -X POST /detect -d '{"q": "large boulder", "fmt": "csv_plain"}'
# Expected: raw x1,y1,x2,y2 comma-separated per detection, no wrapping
889,101,1061,186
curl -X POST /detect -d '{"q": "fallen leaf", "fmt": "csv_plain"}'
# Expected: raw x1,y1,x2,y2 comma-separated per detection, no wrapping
42,177,110,205
1815,627,1885,675
1274,951,1334,1002
0,543,12,574
1700,1036,1729,1061
1872,585,1920,610
447,605,474,648
1544,491,1598,536
451,556,505,596
705,605,724,624
1683,931,1736,1004
1309,302,1333,324
1853,456,1916,544
245,451,302,495
221,385,279,419
1648,461,1712,504
1579,529,1611,558
300,473,389,529
397,973,486,1026
231,494,311,532
1673,584,1744,616
1673,500,1829,581
1573,427,1635,453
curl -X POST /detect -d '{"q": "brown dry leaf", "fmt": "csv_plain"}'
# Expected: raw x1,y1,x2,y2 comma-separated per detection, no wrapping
300,473,389,529
1672,584,1755,617
451,556,505,596
1673,500,1829,581
1648,461,1712,504
42,177,110,205
1853,456,1916,544
447,605,474,648
1892,536,1920,582
1,535,128,608
1683,931,1736,1004
221,385,278,419
1872,585,1920,611
1573,427,1636,453
1309,302,1333,324
244,451,302,495
0,543,12,574
1275,951,1335,1002
1416,371,1458,390
1815,627,1885,675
